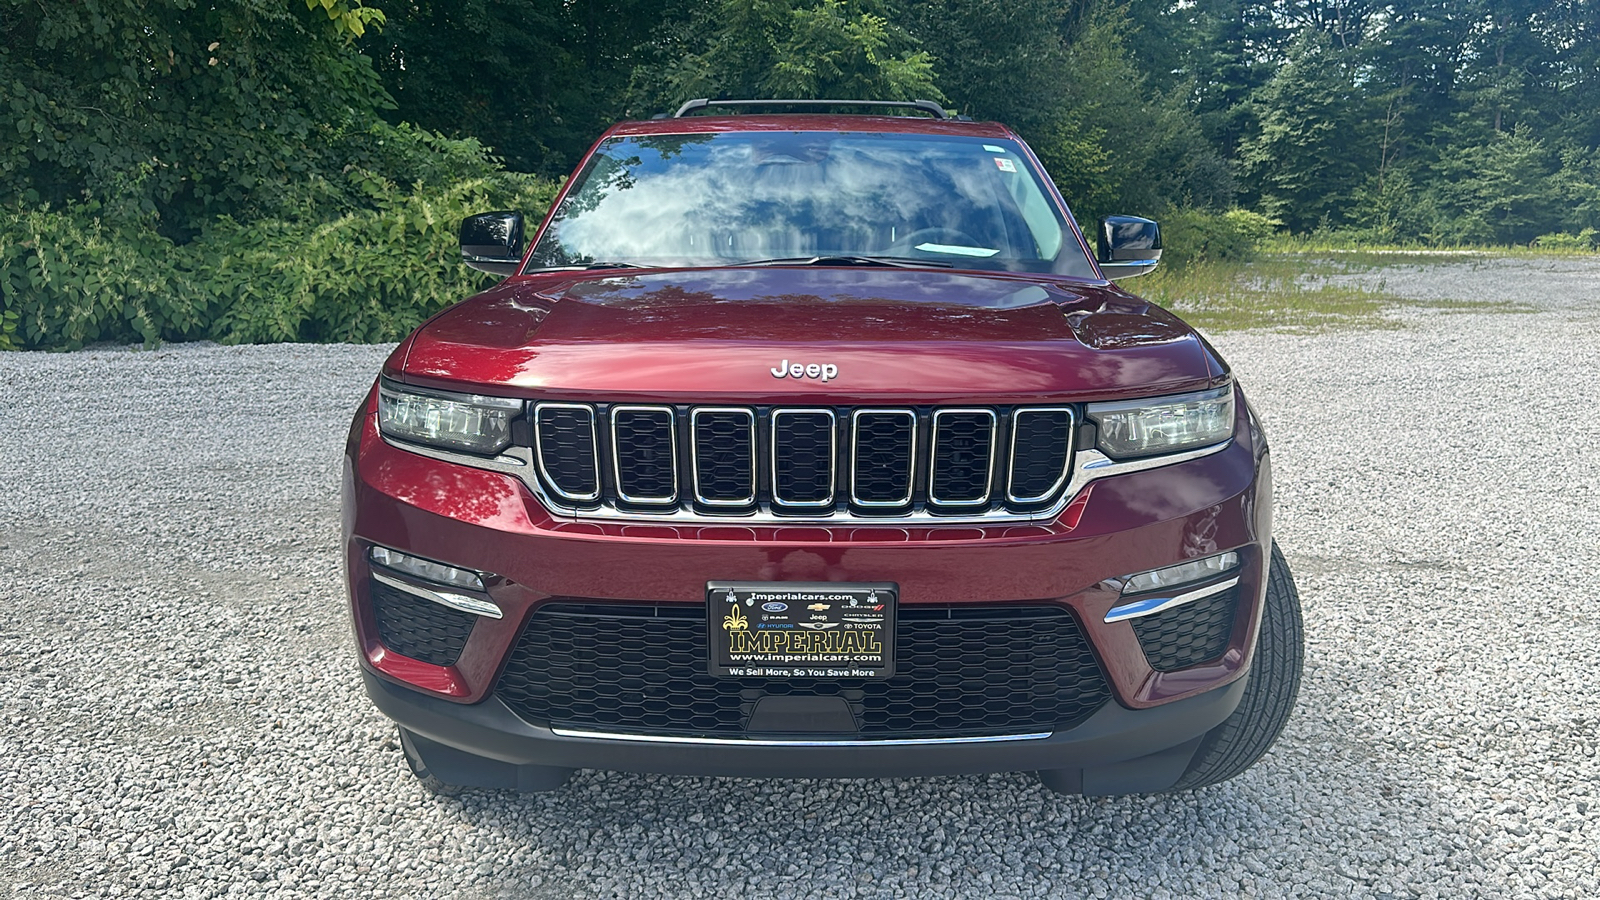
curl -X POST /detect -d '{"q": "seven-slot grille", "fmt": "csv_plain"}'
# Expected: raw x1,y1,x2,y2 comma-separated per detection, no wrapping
531,403,1076,517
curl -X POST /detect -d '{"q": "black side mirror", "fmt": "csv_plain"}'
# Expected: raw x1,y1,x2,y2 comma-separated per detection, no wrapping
460,211,525,276
1097,215,1161,278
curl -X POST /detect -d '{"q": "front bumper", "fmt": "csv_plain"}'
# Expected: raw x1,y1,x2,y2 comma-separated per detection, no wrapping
342,385,1273,782
367,667,1247,794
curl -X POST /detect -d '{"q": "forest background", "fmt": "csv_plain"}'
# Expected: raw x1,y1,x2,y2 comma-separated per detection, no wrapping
3,0,1598,349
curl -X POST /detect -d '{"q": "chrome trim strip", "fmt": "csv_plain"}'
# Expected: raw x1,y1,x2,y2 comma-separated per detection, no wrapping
1006,406,1077,505
609,405,678,505
532,402,601,503
770,408,837,508
377,376,525,410
689,407,757,507
548,728,1053,747
371,570,504,620
1103,576,1241,624
928,408,997,507
849,408,917,508
379,426,1231,526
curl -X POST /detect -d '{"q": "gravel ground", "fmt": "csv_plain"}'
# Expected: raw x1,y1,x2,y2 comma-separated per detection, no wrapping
2,256,1597,899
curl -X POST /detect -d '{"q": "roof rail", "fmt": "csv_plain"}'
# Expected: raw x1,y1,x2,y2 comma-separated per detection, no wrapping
672,98,951,120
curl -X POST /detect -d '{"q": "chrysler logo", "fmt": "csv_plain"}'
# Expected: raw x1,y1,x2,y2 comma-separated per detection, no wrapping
770,359,838,382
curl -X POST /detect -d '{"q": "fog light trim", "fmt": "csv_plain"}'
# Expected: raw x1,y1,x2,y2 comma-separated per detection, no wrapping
370,570,504,620
1104,576,1239,624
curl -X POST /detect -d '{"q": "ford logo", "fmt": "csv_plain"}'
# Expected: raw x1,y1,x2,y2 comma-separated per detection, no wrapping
762,602,788,612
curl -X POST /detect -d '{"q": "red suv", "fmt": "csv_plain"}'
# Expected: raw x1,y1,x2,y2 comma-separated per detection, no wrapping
342,99,1303,796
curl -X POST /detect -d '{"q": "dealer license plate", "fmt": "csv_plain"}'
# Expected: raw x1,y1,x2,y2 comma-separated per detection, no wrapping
706,581,897,679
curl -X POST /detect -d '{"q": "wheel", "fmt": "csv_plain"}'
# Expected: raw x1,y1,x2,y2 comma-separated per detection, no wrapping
1168,541,1304,791
398,727,465,796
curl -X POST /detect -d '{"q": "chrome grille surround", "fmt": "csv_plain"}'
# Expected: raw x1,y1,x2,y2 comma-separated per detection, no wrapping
608,405,678,506
1006,406,1076,505
381,403,1233,526
690,407,757,507
928,408,998,507
849,409,918,509
532,401,602,503
770,408,837,509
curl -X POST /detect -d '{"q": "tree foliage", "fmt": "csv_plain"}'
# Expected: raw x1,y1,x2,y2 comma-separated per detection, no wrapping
0,0,400,238
7,0,1600,350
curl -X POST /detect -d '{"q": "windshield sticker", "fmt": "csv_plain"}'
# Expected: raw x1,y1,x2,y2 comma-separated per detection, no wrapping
983,144,1006,153
994,157,1017,173
914,243,1000,257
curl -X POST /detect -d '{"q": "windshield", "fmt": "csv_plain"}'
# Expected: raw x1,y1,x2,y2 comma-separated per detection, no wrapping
526,131,1095,276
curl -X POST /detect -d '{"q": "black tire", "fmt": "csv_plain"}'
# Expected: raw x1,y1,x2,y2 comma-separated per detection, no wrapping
1169,542,1304,791
397,727,465,797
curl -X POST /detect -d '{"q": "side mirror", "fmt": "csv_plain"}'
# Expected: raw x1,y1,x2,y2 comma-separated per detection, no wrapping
460,211,525,276
1097,215,1161,278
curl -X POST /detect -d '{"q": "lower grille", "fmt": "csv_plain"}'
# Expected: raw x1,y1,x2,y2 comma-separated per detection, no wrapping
370,578,477,666
495,603,1111,739
1131,586,1238,671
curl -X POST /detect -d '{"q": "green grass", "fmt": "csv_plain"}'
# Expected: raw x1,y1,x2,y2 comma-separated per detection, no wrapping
1128,254,1531,333
1262,234,1600,257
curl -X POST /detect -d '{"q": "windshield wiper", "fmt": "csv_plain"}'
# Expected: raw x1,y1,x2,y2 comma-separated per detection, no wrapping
735,255,953,269
527,261,647,272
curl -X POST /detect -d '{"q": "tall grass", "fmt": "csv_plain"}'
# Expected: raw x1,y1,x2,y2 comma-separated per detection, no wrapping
1127,254,1522,332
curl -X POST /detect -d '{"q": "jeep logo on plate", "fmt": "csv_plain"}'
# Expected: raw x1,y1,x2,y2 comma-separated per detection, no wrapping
770,359,838,382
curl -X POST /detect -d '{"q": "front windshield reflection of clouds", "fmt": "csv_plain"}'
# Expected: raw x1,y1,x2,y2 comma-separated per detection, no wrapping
528,132,1093,276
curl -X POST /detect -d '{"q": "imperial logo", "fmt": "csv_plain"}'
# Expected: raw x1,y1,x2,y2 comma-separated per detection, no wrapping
770,359,838,382
728,629,882,655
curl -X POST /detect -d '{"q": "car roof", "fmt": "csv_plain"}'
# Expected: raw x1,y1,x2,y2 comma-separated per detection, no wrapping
603,114,1019,140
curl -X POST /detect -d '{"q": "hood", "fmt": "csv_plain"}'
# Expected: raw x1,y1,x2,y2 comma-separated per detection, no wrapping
399,268,1223,404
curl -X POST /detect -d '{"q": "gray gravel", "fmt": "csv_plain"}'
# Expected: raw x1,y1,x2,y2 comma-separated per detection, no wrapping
2,256,1597,899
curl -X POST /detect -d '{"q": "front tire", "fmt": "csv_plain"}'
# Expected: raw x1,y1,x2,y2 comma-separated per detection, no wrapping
1169,541,1304,791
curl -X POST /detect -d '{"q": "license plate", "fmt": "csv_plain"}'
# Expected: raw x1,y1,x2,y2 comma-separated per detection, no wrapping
707,581,897,679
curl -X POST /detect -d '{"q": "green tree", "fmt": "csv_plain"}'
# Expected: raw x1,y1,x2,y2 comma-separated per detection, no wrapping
1430,124,1563,244
907,0,1230,224
0,0,396,237
1238,31,1370,231
637,0,940,108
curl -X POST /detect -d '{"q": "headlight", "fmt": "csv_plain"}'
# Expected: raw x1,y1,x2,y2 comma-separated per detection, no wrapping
377,378,521,455
1086,385,1234,459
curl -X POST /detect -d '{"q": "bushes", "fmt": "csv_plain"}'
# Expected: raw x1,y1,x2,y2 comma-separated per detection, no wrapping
1154,208,1278,269
1,163,557,351
1530,230,1599,251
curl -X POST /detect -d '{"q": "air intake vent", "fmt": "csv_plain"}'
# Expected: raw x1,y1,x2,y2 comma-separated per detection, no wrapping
929,409,996,505
610,406,677,505
771,410,836,507
691,409,756,506
1007,408,1075,505
850,410,917,508
534,403,600,502
525,403,1081,521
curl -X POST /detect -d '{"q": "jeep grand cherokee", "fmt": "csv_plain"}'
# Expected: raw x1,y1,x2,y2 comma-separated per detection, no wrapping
342,98,1304,796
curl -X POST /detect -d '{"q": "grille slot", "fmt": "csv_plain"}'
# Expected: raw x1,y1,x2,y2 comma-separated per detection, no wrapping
534,403,600,502
850,410,917,508
610,406,678,505
771,409,836,507
495,603,1112,738
369,577,476,667
1131,585,1238,671
691,409,756,506
929,409,996,506
1007,407,1075,505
